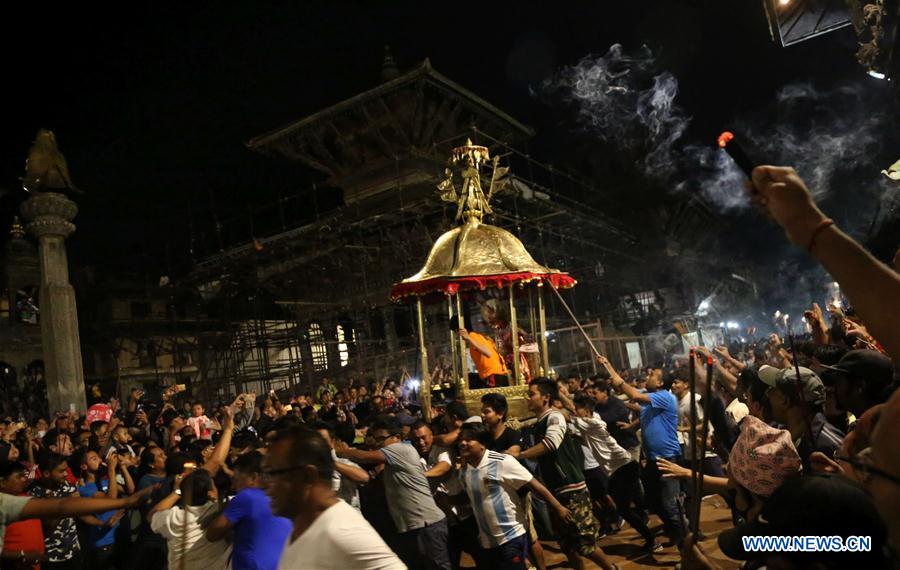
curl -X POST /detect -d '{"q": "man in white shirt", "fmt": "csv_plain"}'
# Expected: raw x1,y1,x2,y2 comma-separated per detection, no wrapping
456,422,572,569
149,470,231,570
315,421,370,511
671,374,727,532
671,376,722,472
264,426,405,570
568,394,661,552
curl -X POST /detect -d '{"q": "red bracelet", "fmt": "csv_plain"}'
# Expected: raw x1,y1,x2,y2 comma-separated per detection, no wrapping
806,218,834,252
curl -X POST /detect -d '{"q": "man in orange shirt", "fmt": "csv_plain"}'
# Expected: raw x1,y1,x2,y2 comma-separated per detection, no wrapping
450,316,509,388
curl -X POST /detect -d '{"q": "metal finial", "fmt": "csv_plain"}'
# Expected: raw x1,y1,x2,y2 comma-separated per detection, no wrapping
9,216,25,238
381,46,400,81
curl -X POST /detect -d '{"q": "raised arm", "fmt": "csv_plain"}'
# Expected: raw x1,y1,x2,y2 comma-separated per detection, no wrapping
458,329,493,358
556,385,576,413
752,165,900,360
697,347,737,395
118,456,136,495
597,355,651,404
24,430,36,466
203,406,234,476
105,454,120,499
714,345,746,372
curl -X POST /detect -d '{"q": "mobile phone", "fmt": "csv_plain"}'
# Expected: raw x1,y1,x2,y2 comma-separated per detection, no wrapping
183,461,198,470
69,403,77,413
175,384,187,393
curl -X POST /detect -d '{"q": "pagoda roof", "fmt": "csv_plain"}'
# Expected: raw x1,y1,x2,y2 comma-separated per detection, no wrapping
247,59,534,151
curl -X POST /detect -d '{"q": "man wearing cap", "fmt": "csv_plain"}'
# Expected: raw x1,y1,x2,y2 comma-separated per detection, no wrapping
759,365,845,469
819,349,896,417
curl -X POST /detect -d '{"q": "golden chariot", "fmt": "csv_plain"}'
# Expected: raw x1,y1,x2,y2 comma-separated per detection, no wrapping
390,139,577,418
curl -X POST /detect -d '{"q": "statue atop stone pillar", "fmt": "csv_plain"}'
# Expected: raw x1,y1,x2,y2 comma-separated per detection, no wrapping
18,130,87,413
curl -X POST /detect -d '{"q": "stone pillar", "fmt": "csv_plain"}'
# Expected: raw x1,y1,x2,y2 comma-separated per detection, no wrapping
20,192,87,414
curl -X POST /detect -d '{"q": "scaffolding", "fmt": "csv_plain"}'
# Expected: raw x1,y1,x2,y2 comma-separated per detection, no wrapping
202,318,305,402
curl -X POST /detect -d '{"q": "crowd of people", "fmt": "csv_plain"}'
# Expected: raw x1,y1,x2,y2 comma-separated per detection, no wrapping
0,165,896,570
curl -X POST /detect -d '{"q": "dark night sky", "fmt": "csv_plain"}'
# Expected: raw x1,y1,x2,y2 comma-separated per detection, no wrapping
1,2,895,279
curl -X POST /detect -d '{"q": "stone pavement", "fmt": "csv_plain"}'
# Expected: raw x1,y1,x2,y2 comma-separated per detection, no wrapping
461,496,741,569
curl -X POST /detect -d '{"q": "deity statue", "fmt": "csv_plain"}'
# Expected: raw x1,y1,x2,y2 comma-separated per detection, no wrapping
479,298,540,382
436,139,510,223
21,129,81,194
458,155,491,221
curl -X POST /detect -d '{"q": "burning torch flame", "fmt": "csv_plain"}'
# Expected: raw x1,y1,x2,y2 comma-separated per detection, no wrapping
718,131,735,149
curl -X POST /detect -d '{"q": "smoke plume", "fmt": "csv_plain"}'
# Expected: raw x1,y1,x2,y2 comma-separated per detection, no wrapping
540,44,895,213
742,83,891,201
541,44,687,182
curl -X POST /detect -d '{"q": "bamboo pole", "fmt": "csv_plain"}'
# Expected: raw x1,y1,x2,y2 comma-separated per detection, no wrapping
416,298,432,420
448,296,459,387
537,286,550,376
508,283,521,385
547,282,601,358
456,294,469,390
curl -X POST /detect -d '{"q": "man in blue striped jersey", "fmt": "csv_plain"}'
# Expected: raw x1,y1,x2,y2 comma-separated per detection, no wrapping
456,422,570,570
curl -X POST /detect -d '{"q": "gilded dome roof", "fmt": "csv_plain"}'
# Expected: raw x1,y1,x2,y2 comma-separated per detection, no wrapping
402,218,560,283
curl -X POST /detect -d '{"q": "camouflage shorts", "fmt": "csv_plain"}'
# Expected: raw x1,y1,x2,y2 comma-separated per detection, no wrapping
550,487,600,557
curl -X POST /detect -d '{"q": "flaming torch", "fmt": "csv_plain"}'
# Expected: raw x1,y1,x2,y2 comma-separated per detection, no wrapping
718,131,755,178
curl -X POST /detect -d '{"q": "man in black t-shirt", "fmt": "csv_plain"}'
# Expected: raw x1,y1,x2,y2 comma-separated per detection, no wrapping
592,380,640,457
591,379,650,528
480,393,522,453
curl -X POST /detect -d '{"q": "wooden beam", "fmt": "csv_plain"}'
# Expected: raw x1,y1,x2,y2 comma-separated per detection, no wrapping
325,119,363,166
440,99,465,139
360,105,397,159
419,98,455,147
410,81,426,147
378,97,412,146
307,129,340,173
274,139,335,177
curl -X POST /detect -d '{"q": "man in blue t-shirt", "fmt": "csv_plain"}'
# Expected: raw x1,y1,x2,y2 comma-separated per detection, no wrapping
205,451,291,570
598,356,686,545
74,449,131,569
